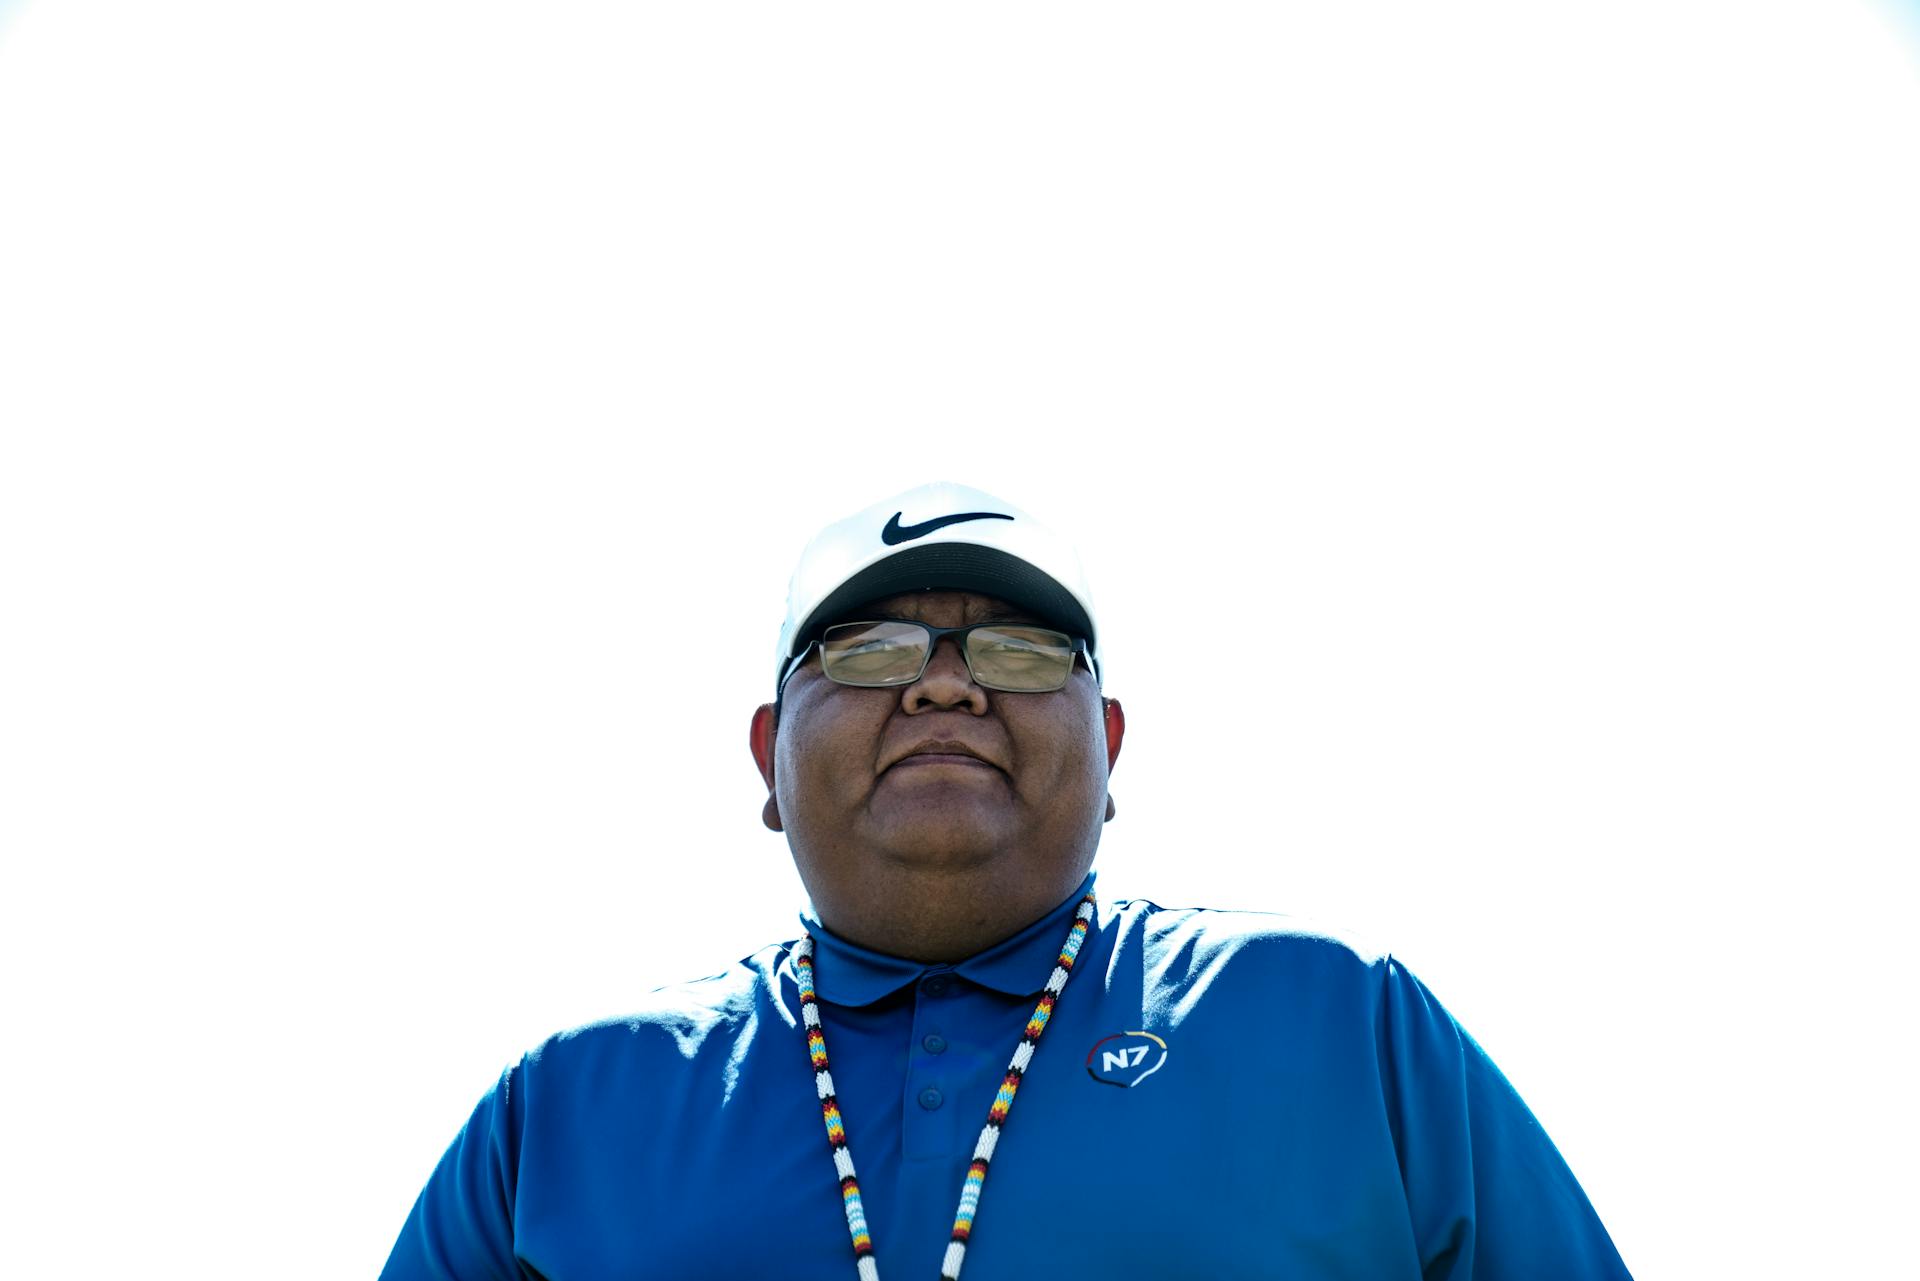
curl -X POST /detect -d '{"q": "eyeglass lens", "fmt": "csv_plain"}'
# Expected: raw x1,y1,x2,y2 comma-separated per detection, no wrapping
819,621,1075,692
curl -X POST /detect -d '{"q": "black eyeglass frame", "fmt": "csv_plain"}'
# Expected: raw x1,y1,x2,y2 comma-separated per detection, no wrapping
778,618,1094,696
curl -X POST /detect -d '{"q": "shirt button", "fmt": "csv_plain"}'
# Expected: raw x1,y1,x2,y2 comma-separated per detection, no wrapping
922,975,951,997
922,1034,948,1055
918,1087,944,1111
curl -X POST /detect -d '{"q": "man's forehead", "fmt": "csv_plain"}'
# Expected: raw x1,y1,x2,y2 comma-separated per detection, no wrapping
833,590,1040,626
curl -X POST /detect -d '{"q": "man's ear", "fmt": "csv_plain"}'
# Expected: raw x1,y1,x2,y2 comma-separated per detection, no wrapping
750,703,783,832
1102,697,1125,822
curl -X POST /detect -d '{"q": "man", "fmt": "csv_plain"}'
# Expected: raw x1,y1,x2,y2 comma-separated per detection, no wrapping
382,482,1632,1280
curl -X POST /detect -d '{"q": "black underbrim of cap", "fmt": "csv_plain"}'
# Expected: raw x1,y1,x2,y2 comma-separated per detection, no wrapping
795,544,1096,658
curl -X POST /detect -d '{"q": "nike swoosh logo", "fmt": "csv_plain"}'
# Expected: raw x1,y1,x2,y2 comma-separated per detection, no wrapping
881,510,1014,545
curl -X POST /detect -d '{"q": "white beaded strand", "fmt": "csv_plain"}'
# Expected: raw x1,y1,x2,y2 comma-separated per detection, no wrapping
794,894,1096,1281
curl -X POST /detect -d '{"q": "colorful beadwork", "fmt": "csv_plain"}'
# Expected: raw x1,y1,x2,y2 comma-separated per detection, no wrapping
794,893,1096,1281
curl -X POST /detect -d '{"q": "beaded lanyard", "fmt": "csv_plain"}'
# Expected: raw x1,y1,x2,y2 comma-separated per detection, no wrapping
792,892,1096,1281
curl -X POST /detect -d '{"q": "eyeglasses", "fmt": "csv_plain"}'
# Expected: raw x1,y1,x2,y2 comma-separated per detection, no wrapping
781,619,1091,694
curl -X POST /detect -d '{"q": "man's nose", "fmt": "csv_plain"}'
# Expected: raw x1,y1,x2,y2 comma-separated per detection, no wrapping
901,636,988,714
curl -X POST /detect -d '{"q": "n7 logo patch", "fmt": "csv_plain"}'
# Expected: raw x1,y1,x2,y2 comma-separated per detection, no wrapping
1085,1031,1169,1088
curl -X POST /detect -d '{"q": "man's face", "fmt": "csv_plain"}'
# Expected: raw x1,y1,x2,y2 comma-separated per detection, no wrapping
751,589,1122,949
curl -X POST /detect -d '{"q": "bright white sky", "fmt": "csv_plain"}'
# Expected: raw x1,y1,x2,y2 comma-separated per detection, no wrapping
2,2,1916,1277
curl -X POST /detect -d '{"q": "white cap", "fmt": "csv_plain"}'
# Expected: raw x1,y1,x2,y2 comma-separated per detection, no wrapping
775,482,1101,693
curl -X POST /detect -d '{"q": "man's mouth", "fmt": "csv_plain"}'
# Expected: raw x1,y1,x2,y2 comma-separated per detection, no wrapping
893,752,998,770
887,739,1005,774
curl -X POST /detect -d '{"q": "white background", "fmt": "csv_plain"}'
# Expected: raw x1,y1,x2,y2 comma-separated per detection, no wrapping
3,2,1917,1276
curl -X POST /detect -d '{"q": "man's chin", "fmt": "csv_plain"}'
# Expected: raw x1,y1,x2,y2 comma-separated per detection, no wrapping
869,813,1011,870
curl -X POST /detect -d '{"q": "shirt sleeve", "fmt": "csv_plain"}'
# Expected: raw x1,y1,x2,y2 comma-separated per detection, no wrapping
1379,957,1633,1281
380,1065,527,1281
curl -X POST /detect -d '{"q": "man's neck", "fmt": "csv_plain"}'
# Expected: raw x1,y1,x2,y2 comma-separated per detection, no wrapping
807,862,1092,964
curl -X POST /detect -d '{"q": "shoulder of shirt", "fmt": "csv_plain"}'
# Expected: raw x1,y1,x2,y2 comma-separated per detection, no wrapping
514,941,798,1072
1104,894,1394,975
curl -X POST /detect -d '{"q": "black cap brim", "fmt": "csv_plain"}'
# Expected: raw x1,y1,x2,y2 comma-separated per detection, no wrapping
793,543,1096,656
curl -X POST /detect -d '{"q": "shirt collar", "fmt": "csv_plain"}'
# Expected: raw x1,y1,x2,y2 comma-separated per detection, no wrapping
799,871,1098,1007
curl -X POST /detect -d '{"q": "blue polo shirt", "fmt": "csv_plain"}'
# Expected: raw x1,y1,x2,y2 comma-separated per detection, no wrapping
383,875,1631,1279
